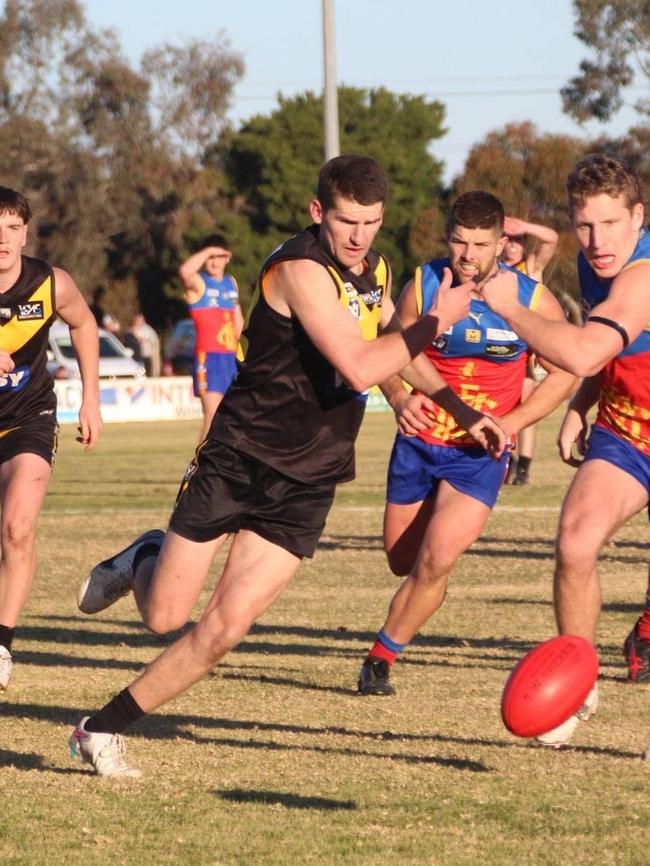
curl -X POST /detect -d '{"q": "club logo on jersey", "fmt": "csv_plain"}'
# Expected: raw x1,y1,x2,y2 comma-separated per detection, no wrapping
465,328,481,343
0,307,11,320
17,301,44,320
0,366,29,391
486,343,518,357
348,300,361,321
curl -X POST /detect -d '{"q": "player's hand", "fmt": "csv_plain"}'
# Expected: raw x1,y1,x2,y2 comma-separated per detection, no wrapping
557,405,589,467
77,401,103,450
428,266,472,331
0,351,15,374
465,413,506,459
504,216,526,237
391,391,435,436
479,269,520,319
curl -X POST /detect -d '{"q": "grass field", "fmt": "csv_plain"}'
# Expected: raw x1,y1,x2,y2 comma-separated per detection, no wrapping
1,410,649,866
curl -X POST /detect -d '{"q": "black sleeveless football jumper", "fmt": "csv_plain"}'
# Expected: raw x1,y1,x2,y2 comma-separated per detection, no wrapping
211,225,390,485
0,256,57,431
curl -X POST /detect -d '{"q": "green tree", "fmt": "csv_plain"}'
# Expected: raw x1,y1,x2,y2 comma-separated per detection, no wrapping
218,86,447,290
0,0,245,334
562,0,650,122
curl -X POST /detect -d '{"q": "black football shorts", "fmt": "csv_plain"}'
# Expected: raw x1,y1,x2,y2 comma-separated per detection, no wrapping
0,414,59,468
169,439,336,558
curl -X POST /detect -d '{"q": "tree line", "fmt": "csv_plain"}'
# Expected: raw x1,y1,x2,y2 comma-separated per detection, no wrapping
2,0,647,338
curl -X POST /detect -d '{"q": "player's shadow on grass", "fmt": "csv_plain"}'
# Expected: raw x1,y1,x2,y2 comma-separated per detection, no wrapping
0,747,79,775
317,533,383,551
216,788,357,810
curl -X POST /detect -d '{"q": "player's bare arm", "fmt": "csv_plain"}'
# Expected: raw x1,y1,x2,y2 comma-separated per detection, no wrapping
268,259,472,393
497,287,576,438
481,265,650,377
0,350,14,374
379,276,506,456
54,267,102,449
557,373,601,466
178,246,229,303
504,216,559,280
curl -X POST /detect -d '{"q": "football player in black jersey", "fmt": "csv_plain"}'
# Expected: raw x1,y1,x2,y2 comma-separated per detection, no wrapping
70,156,505,777
0,187,102,691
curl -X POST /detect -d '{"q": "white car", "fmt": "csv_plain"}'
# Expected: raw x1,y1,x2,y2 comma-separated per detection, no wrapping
47,321,146,379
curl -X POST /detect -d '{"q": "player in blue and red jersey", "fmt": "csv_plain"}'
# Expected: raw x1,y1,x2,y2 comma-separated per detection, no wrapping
358,191,575,696
482,154,650,747
179,235,244,441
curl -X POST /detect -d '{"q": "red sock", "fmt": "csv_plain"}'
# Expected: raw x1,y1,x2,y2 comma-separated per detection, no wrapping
367,640,398,665
638,605,650,640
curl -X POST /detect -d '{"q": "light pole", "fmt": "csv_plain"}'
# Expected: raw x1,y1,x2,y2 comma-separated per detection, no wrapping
322,0,340,160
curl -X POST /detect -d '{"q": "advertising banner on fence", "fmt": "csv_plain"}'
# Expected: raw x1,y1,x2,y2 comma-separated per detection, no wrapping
54,376,204,424
54,377,390,424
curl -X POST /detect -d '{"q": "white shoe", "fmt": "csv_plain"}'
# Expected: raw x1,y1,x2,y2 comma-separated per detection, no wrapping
78,529,164,614
0,645,13,690
536,684,599,748
69,717,141,778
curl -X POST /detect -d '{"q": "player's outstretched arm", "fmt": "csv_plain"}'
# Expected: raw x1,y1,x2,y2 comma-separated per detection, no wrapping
272,260,472,393
54,268,103,449
381,276,506,457
481,265,650,377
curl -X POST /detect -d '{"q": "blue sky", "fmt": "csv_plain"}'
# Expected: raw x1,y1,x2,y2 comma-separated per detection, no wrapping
83,0,638,183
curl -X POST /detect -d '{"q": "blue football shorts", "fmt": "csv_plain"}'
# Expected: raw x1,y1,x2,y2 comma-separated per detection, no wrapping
192,351,238,397
386,433,509,508
585,425,650,519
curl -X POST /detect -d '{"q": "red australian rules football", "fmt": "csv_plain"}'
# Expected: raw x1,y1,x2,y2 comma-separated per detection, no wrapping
501,635,599,738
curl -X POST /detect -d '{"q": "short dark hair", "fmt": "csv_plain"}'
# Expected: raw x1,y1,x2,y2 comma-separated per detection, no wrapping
201,233,230,251
0,187,31,223
316,154,388,211
448,191,504,234
567,154,644,213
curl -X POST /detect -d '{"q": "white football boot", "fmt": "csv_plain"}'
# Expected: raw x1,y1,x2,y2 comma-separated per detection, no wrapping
78,529,164,614
0,645,13,690
69,717,141,778
536,684,599,748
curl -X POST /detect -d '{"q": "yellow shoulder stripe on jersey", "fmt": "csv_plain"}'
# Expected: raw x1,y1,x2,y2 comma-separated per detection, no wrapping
0,277,54,354
529,281,546,312
413,266,424,316
620,257,650,275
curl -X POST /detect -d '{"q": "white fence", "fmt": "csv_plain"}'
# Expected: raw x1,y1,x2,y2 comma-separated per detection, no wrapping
54,377,391,424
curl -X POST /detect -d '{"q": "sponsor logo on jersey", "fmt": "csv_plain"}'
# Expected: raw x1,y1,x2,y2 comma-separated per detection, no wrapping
17,301,44,320
433,335,448,352
0,366,29,391
486,327,517,341
486,343,518,357
465,328,481,343
468,311,483,325
0,307,11,319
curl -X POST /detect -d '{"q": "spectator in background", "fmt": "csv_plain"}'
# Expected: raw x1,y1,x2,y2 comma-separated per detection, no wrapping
125,313,160,377
89,286,121,337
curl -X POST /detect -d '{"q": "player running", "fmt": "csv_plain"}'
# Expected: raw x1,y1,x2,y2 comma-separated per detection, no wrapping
481,154,650,746
357,191,575,696
69,156,505,777
0,186,101,690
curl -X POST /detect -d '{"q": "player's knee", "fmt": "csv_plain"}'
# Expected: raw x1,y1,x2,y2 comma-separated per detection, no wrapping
144,605,188,636
556,522,599,572
192,613,251,663
1,514,35,552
